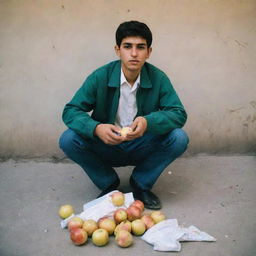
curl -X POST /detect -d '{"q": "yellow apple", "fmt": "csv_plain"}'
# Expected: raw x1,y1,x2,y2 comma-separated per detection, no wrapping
58,204,74,219
92,229,109,246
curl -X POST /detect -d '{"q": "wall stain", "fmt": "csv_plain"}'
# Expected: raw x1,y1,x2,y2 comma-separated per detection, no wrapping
250,101,256,109
234,40,248,48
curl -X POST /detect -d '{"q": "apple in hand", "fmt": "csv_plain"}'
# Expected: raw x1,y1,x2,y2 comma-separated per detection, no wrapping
68,217,84,231
131,200,144,212
98,218,116,235
111,191,125,206
127,205,142,221
140,214,155,229
82,219,98,236
58,204,74,219
131,219,146,236
114,208,127,224
70,228,87,245
120,127,132,137
115,230,133,248
92,229,109,246
151,211,166,224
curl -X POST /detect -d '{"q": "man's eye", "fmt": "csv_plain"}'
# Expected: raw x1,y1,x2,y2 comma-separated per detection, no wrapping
124,45,131,48
138,46,145,49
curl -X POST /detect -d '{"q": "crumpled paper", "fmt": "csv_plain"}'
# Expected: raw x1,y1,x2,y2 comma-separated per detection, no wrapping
141,219,216,251
60,190,134,229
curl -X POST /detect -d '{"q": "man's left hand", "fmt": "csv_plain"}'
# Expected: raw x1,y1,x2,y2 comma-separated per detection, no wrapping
125,116,147,140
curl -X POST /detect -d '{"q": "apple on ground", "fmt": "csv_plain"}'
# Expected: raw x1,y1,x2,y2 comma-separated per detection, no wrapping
68,217,84,231
92,229,109,246
58,204,74,219
131,200,144,212
98,218,116,235
82,219,98,236
150,211,166,224
114,220,132,236
115,230,133,248
127,205,142,221
70,228,87,245
140,214,155,229
131,219,146,236
114,208,127,223
111,191,125,206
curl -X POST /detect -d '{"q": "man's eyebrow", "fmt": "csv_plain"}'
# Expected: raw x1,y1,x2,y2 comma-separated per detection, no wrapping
122,42,147,46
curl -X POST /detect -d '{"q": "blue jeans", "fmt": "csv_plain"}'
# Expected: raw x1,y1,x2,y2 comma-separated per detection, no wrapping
59,128,189,191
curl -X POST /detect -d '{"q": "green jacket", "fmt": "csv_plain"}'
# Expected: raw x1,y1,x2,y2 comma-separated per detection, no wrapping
62,60,187,139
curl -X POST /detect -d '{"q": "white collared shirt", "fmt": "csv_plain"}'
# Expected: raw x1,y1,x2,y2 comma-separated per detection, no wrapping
115,69,140,128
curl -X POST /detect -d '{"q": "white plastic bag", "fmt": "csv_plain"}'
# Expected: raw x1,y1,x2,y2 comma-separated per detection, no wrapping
60,190,134,229
141,219,216,252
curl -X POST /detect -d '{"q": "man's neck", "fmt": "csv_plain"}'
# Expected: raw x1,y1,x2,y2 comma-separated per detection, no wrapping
121,67,140,87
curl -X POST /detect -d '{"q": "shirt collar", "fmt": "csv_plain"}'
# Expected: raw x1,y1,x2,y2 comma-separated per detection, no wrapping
121,68,140,90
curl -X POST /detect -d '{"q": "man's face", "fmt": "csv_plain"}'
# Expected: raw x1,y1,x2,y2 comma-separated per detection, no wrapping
115,36,152,74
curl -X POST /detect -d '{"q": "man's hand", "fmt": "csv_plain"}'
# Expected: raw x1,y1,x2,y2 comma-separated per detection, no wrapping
94,124,123,145
125,116,147,140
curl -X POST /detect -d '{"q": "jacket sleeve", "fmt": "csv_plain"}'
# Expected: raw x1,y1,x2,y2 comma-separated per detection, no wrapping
62,74,100,139
144,75,187,134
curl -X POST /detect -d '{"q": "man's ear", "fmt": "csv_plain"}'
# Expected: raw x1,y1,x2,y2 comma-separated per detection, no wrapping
147,47,152,58
115,45,120,57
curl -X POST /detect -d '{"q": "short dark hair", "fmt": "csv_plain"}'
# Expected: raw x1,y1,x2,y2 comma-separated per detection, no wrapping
115,21,153,48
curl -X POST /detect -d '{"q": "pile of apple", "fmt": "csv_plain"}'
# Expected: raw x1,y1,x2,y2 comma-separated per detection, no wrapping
58,191,166,248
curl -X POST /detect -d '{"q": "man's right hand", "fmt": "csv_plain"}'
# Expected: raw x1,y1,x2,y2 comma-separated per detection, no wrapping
94,124,123,145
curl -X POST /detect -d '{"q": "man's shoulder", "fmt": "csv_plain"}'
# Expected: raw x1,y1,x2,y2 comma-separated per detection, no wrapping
144,62,168,77
91,60,120,77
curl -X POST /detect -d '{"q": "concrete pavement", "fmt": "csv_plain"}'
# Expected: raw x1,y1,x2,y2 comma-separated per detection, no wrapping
0,155,255,256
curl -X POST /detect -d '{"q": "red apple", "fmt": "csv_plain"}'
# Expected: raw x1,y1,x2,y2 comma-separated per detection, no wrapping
131,200,144,212
131,219,146,236
127,205,142,221
140,215,155,229
92,228,109,246
114,220,132,235
150,211,166,224
114,208,127,224
82,219,98,236
115,229,133,248
70,228,87,245
111,191,125,206
98,218,116,235
68,217,84,231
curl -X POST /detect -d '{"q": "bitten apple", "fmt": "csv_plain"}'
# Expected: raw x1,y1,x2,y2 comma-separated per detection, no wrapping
131,219,146,236
92,229,109,247
70,228,87,245
151,211,166,224
82,219,98,236
111,191,125,206
114,208,127,224
127,205,142,221
120,127,132,137
115,230,133,248
68,217,84,231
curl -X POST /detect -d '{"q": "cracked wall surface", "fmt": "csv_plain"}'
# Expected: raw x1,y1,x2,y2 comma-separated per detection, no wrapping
0,0,255,158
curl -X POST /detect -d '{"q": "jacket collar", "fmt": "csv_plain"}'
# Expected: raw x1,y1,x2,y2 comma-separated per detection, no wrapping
108,60,152,88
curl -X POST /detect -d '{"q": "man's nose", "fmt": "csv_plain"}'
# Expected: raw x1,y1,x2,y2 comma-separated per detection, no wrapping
131,47,138,57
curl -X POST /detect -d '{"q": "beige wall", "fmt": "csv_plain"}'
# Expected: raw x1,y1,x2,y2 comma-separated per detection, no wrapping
0,0,255,158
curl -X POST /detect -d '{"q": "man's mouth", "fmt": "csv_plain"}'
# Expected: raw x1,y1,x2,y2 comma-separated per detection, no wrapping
129,60,139,63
